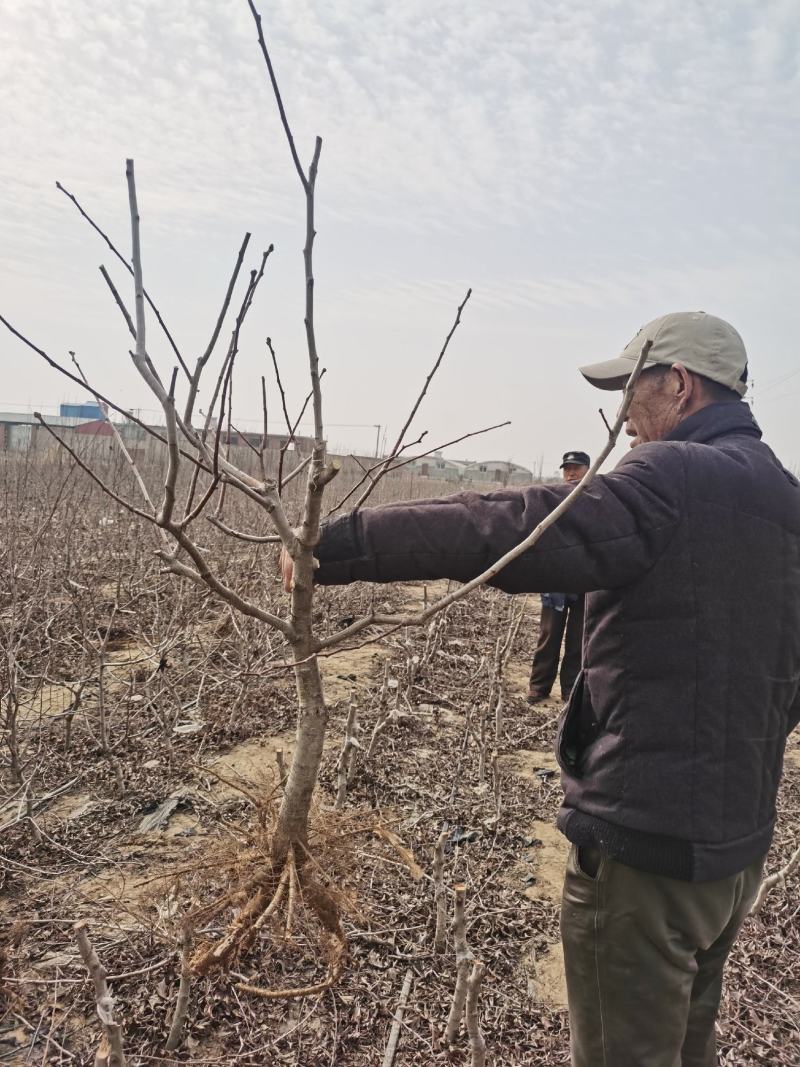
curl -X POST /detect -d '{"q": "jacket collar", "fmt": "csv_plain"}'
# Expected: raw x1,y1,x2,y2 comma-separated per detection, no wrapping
666,402,762,445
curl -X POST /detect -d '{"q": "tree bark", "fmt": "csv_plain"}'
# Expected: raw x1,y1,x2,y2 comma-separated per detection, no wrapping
445,884,473,1042
274,648,327,858
164,921,193,1051
465,961,486,1067
74,922,126,1067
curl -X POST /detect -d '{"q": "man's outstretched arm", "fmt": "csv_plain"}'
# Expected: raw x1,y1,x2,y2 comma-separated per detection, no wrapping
311,442,685,595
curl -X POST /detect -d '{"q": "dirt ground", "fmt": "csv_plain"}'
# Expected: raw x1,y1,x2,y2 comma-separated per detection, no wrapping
3,580,799,1065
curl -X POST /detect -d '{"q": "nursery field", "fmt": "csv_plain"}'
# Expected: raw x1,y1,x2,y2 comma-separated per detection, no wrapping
1,452,799,1066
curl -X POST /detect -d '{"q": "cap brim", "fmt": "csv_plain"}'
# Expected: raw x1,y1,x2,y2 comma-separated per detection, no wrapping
579,356,653,391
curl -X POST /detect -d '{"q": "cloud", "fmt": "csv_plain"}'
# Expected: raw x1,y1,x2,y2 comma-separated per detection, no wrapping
1,0,797,240
1,0,798,470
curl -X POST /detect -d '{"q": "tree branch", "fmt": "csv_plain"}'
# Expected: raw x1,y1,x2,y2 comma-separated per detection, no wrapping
184,232,253,427
385,421,511,477
56,178,189,380
0,314,207,464
74,921,127,1066
750,842,800,914
69,351,169,546
33,414,155,526
316,341,653,650
206,515,281,544
157,535,292,636
329,419,510,515
246,0,310,190
351,289,471,511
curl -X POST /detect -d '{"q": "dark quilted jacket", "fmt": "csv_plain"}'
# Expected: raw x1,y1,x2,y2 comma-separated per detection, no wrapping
315,403,800,880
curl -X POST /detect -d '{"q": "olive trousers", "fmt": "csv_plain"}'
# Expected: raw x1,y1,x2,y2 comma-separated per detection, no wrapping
529,598,585,700
560,844,764,1067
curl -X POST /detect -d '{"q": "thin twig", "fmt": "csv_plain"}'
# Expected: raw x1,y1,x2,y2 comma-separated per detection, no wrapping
246,0,310,190
184,233,253,426
750,843,800,914
350,290,472,512
329,420,509,515
316,339,653,651
56,179,189,379
381,968,414,1067
206,515,281,544
0,315,205,463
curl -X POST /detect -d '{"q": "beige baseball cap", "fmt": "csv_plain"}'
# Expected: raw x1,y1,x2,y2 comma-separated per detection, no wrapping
580,311,749,397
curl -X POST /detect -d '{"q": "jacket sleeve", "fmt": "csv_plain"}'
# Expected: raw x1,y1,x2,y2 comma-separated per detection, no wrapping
315,442,685,594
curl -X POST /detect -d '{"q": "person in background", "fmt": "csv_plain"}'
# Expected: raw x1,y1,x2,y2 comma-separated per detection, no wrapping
528,450,591,704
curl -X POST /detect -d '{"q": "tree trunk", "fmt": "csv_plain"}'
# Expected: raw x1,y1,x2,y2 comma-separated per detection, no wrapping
273,642,328,860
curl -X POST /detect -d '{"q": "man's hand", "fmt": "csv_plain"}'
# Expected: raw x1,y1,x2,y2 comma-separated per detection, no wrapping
280,547,294,593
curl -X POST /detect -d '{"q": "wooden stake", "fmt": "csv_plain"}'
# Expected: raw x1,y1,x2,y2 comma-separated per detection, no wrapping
433,831,449,953
335,694,359,809
465,960,486,1067
491,749,501,822
74,921,126,1067
381,967,413,1067
164,920,193,1051
445,884,473,1042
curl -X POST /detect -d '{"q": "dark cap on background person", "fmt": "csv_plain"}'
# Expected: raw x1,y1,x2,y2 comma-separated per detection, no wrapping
579,311,748,395
560,451,591,469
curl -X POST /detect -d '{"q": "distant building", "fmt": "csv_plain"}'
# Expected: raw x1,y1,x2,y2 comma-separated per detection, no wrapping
401,451,535,487
0,411,88,451
462,460,534,487
74,419,114,436
0,410,540,491
405,452,467,482
59,402,103,420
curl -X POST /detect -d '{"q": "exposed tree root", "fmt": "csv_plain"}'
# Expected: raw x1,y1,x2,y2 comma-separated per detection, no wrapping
236,931,346,999
284,850,298,938
253,859,292,935
182,806,415,1002
189,837,349,999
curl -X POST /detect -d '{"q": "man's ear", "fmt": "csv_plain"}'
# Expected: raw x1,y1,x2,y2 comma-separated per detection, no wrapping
671,363,695,408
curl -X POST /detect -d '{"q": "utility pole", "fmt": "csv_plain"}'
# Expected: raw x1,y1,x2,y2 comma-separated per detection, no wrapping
374,424,381,458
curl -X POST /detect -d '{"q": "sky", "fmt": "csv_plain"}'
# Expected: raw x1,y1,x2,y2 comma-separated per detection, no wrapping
1,0,798,475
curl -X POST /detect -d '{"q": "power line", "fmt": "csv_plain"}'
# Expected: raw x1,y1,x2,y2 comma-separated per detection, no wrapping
756,366,800,397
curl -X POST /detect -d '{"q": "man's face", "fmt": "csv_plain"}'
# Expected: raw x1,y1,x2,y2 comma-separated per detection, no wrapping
625,365,685,447
562,463,589,484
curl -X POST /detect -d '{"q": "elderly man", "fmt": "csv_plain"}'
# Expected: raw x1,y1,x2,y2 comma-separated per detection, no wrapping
287,312,800,1066
528,450,591,704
